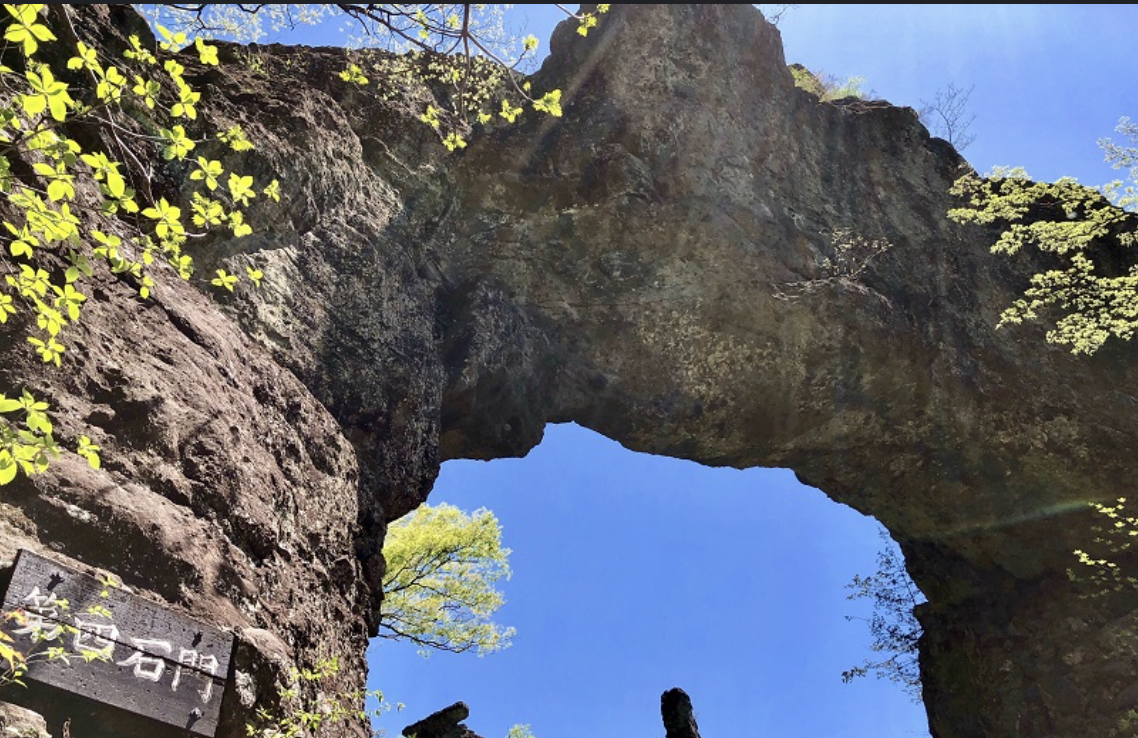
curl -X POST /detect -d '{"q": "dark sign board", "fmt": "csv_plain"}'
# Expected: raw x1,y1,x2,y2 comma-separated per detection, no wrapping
1,549,233,736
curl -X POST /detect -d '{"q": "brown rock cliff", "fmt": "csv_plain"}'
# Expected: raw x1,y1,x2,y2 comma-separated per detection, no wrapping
0,5,1135,737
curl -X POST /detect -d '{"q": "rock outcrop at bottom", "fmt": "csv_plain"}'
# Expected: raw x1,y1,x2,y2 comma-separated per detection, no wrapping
662,688,702,738
402,703,483,738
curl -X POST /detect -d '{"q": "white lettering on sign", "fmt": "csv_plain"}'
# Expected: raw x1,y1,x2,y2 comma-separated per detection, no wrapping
172,649,220,704
117,638,173,682
3,550,234,736
14,587,65,641
73,619,119,660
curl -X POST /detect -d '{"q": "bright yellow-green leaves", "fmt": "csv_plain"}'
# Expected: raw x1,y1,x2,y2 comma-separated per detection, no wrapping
218,124,254,151
195,37,218,66
574,5,610,37
55,283,84,321
1071,498,1138,596
399,5,606,152
67,41,99,74
381,503,515,656
442,132,467,152
339,63,369,86
159,124,194,160
132,74,161,109
123,34,156,65
5,222,36,258
190,157,223,190
142,197,185,240
227,173,255,206
171,78,201,119
246,266,263,287
33,161,74,201
0,390,57,484
0,294,14,323
498,98,523,123
532,89,562,118
0,626,26,675
154,23,187,52
81,151,126,198
96,65,127,104
191,193,225,227
951,165,1138,354
90,230,121,261
211,269,237,291
420,104,442,130
228,210,251,237
4,4,54,56
245,656,393,738
577,14,598,36
0,5,280,491
22,65,71,121
27,335,63,366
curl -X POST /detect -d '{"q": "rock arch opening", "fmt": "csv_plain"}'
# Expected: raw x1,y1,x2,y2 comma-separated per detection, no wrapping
371,423,929,738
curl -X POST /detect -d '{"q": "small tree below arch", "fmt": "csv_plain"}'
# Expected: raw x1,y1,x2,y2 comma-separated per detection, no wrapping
380,503,515,656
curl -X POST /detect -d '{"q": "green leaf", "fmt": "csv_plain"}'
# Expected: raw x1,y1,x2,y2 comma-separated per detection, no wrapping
105,169,125,198
155,23,187,51
25,66,72,121
211,269,238,292
218,125,253,152
499,99,523,124
10,239,31,258
0,451,16,485
228,210,252,237
159,125,194,160
443,132,467,152
190,157,223,191
532,89,563,118
195,37,218,65
4,4,54,56
77,435,100,470
141,197,185,239
227,173,255,205
339,63,369,86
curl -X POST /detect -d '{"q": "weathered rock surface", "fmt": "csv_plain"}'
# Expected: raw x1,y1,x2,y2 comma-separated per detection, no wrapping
1,4,1136,738
402,702,484,738
661,688,702,738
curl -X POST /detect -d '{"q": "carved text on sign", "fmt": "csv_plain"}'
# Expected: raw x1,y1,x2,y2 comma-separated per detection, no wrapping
1,550,234,736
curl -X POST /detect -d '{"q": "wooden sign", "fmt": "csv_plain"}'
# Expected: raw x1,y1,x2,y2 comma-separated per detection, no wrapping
1,549,233,736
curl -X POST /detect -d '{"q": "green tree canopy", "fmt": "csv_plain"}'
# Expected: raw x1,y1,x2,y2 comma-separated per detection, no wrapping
381,503,515,656
949,120,1138,354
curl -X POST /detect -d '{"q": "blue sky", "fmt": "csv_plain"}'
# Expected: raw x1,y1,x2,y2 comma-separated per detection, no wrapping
175,4,1138,738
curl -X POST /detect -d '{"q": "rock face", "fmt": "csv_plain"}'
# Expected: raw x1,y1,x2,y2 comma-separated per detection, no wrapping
1,4,1136,738
402,702,484,738
661,688,702,738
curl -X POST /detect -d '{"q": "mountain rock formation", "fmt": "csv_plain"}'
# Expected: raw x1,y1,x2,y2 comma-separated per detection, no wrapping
0,4,1134,737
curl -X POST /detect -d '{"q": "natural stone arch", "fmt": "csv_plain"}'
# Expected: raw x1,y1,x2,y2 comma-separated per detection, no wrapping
426,7,1138,736
1,5,1135,738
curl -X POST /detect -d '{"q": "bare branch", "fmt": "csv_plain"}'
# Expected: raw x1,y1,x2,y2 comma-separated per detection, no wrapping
919,81,977,152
